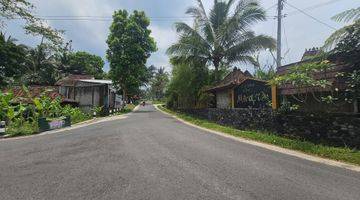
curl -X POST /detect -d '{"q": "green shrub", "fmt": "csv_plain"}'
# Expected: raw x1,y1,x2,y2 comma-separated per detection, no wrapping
61,105,91,124
91,106,103,117
6,121,38,136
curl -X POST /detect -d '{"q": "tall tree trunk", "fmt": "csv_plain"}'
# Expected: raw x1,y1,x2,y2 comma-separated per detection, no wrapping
213,60,220,82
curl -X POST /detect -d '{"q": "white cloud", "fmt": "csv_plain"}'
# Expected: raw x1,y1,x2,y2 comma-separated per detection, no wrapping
150,24,178,50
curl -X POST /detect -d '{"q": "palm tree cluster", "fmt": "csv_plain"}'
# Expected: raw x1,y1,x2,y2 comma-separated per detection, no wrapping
167,0,275,82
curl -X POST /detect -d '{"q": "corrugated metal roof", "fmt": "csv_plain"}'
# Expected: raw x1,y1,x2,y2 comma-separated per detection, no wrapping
79,79,113,84
55,75,95,86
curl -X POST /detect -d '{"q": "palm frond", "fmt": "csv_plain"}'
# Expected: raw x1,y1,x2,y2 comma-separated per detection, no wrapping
229,55,258,65
223,31,255,49
167,33,210,59
332,7,360,23
194,0,218,47
219,0,266,46
225,34,275,64
172,22,212,51
209,1,228,32
323,25,350,50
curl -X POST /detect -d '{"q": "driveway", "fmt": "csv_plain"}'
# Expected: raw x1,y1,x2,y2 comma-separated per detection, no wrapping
0,104,359,200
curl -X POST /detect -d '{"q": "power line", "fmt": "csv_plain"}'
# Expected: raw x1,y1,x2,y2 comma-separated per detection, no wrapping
284,1,337,30
287,0,343,16
6,3,280,22
265,3,278,12
34,15,193,19
3,17,194,22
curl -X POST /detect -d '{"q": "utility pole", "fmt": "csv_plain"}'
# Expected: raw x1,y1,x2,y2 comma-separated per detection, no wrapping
276,0,284,68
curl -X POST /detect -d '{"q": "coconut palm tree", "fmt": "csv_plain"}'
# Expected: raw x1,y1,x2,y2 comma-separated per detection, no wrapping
167,0,275,82
324,7,360,49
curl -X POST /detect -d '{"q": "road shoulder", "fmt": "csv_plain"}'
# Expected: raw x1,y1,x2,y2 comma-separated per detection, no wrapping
155,105,360,172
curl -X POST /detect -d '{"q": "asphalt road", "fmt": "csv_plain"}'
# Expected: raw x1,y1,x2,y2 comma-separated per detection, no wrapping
0,104,359,200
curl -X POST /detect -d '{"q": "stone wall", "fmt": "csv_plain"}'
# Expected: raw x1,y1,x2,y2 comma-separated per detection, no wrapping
179,108,360,148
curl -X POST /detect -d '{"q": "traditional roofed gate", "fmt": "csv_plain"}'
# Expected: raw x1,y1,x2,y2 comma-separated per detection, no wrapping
207,68,271,109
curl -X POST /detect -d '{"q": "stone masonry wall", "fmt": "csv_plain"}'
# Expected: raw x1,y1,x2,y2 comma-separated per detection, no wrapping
179,108,360,148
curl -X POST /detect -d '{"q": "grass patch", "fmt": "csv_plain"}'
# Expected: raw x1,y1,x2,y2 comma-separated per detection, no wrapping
158,105,360,166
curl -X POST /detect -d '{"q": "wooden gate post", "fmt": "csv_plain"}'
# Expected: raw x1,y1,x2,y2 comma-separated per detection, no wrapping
271,85,278,110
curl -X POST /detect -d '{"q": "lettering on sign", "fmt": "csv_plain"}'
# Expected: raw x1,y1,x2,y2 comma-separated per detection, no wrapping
49,120,64,130
234,80,270,108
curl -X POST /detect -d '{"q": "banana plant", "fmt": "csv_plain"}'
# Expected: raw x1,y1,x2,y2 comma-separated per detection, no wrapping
0,90,14,121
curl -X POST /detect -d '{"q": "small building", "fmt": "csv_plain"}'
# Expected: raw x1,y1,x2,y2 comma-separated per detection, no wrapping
207,68,271,109
56,75,123,112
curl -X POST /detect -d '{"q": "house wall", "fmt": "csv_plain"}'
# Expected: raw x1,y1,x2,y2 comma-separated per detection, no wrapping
93,87,100,107
76,87,94,108
216,90,231,109
59,83,107,113
59,82,121,113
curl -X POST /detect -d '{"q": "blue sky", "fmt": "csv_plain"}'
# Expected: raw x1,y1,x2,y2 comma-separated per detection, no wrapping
3,0,359,73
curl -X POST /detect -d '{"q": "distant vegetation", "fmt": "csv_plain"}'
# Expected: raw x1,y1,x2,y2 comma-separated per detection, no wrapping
166,0,275,108
0,0,107,88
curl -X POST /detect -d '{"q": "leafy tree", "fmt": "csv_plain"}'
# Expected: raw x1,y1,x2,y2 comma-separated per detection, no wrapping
271,61,334,104
150,67,169,100
64,51,105,79
24,22,64,48
0,0,35,26
166,60,212,108
0,33,28,87
107,10,156,101
330,22,360,112
167,0,275,82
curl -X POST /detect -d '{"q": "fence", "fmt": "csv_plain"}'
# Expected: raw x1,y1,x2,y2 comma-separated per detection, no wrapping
178,108,360,148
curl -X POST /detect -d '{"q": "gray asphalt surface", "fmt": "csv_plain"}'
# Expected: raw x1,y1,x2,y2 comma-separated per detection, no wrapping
0,104,359,200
